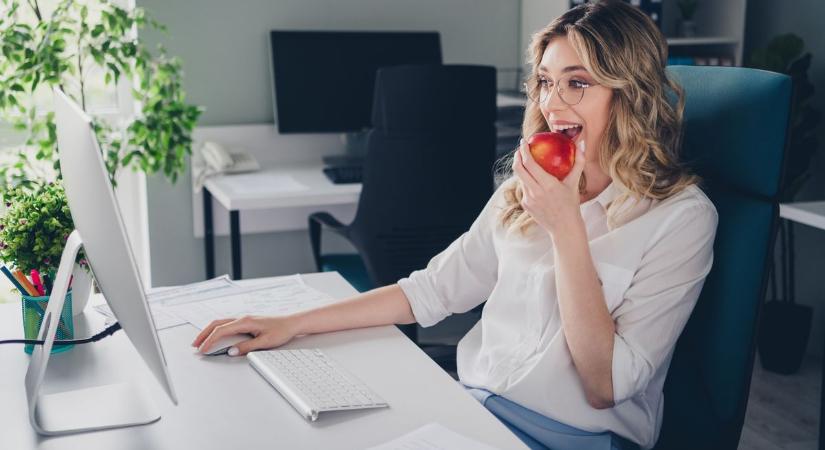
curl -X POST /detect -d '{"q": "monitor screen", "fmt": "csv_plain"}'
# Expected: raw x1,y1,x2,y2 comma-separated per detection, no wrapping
270,31,442,134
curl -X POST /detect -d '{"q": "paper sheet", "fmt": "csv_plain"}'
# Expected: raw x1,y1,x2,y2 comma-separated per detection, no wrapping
93,275,239,330
152,274,240,306
166,275,339,330
221,173,308,196
94,295,187,330
366,423,502,450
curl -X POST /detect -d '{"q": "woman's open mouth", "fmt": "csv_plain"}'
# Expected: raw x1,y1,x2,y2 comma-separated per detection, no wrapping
550,123,583,141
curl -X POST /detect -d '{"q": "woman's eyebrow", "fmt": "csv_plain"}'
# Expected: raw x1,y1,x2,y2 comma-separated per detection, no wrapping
538,64,587,74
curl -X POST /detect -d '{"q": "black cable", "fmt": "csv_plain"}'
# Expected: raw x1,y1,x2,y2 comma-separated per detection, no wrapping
0,322,122,346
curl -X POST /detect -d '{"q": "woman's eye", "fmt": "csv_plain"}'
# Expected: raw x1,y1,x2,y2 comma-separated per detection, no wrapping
569,79,589,89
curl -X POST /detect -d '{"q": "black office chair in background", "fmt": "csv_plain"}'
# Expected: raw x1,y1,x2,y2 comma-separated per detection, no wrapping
309,64,497,370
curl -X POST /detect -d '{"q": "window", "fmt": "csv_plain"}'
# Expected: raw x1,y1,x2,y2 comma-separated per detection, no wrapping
1,0,151,288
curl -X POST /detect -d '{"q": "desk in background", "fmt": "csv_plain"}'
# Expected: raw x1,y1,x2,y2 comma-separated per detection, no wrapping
0,271,527,450
202,164,360,280
779,201,825,450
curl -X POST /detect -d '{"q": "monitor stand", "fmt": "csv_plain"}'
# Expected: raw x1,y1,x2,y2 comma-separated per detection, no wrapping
322,130,369,167
24,230,160,435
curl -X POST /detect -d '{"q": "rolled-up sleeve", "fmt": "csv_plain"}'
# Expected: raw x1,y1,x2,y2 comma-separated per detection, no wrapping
397,185,503,327
611,202,718,405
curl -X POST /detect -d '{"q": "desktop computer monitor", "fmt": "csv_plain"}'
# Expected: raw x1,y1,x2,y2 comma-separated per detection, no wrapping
23,89,177,435
269,30,442,134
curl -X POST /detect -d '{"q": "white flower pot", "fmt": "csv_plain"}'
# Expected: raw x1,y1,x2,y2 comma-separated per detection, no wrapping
71,263,93,317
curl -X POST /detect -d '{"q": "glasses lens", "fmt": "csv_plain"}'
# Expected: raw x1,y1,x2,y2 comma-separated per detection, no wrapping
525,77,587,105
559,78,586,105
523,81,540,102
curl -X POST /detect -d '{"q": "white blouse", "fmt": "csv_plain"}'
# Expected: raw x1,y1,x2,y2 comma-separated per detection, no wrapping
397,178,718,449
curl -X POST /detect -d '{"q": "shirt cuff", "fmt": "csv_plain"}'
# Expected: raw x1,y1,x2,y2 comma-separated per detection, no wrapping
397,271,451,328
611,334,652,405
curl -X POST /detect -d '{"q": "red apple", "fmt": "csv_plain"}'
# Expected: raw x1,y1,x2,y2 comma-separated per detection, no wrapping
526,132,576,180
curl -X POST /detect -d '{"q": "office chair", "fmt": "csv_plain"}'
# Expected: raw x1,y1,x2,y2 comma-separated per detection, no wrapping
308,65,497,367
652,66,791,449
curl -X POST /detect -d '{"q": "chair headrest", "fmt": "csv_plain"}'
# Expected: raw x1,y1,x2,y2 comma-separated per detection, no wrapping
371,64,497,132
668,66,791,199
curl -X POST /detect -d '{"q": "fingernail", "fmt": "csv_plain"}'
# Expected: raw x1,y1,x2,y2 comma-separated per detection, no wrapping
577,140,586,154
228,347,239,356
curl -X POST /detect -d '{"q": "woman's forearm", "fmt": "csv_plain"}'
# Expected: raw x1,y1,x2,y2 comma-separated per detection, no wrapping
291,284,416,336
552,219,616,409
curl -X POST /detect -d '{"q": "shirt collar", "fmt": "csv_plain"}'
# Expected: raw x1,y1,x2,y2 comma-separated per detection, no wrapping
583,180,622,211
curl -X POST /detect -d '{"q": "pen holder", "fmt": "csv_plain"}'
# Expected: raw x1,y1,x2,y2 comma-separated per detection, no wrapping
21,290,74,355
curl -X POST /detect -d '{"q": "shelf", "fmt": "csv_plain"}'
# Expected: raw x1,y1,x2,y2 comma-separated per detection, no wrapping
666,37,740,46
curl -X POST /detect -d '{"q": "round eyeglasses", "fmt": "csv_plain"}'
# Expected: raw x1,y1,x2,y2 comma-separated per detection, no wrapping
522,76,594,106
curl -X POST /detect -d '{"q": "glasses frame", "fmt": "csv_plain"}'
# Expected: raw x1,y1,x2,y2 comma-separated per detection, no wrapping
522,75,595,106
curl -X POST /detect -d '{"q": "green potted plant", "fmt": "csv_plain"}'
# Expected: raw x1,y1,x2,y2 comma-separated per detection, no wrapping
0,0,201,313
677,0,699,37
0,181,93,314
749,33,822,374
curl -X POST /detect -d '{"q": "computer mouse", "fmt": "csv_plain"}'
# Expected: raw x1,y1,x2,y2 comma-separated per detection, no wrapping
200,333,252,356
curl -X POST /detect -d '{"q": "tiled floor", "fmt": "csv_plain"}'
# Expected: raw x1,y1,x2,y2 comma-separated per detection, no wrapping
740,356,820,449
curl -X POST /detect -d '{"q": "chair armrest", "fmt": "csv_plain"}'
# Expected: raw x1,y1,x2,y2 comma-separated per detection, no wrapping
308,212,351,272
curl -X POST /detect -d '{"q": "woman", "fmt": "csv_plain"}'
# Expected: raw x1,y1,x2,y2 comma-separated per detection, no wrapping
193,2,718,449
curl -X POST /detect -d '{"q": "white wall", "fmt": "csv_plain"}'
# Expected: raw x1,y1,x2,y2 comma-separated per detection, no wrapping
137,0,522,286
520,0,567,69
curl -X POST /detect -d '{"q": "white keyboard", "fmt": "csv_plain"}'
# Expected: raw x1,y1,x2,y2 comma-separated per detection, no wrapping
247,349,388,421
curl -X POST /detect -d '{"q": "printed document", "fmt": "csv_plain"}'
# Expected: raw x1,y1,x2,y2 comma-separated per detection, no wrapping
366,423,502,450
166,275,339,330
94,275,239,330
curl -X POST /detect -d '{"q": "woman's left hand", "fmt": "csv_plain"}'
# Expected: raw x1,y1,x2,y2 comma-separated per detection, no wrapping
513,138,587,235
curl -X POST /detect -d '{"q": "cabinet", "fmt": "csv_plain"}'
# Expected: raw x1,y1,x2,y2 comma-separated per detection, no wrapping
519,0,748,67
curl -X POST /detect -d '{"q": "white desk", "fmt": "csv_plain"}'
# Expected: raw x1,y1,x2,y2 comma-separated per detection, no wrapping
0,272,527,450
779,201,825,231
202,163,361,280
779,201,825,450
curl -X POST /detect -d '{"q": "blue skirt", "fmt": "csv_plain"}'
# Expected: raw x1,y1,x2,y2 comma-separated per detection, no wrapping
465,387,640,450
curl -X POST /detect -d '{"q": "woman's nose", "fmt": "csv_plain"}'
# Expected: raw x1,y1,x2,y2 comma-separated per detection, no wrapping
542,88,569,112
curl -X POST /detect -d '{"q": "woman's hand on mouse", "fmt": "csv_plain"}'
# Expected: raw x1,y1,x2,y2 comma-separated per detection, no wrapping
513,138,586,235
192,315,300,356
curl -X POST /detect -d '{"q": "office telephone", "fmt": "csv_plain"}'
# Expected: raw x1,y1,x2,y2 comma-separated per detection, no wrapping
200,141,260,174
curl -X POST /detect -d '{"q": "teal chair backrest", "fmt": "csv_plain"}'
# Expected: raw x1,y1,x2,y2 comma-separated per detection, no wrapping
653,66,791,449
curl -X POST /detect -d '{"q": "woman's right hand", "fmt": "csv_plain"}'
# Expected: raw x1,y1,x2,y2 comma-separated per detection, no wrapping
191,315,300,356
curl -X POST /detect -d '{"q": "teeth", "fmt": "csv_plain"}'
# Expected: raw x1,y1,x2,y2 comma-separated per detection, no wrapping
551,124,582,132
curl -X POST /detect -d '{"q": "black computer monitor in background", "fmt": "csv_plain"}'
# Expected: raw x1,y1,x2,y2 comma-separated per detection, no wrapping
269,31,442,134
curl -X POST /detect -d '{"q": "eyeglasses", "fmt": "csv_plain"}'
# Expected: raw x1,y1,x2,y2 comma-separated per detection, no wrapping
522,76,594,106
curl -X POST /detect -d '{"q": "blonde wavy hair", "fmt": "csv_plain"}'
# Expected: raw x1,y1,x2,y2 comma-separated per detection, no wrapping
498,0,700,234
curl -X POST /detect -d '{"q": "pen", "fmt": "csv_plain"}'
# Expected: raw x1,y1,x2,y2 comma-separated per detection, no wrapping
42,273,52,296
12,270,39,296
1,265,28,295
31,269,46,296
47,269,56,295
